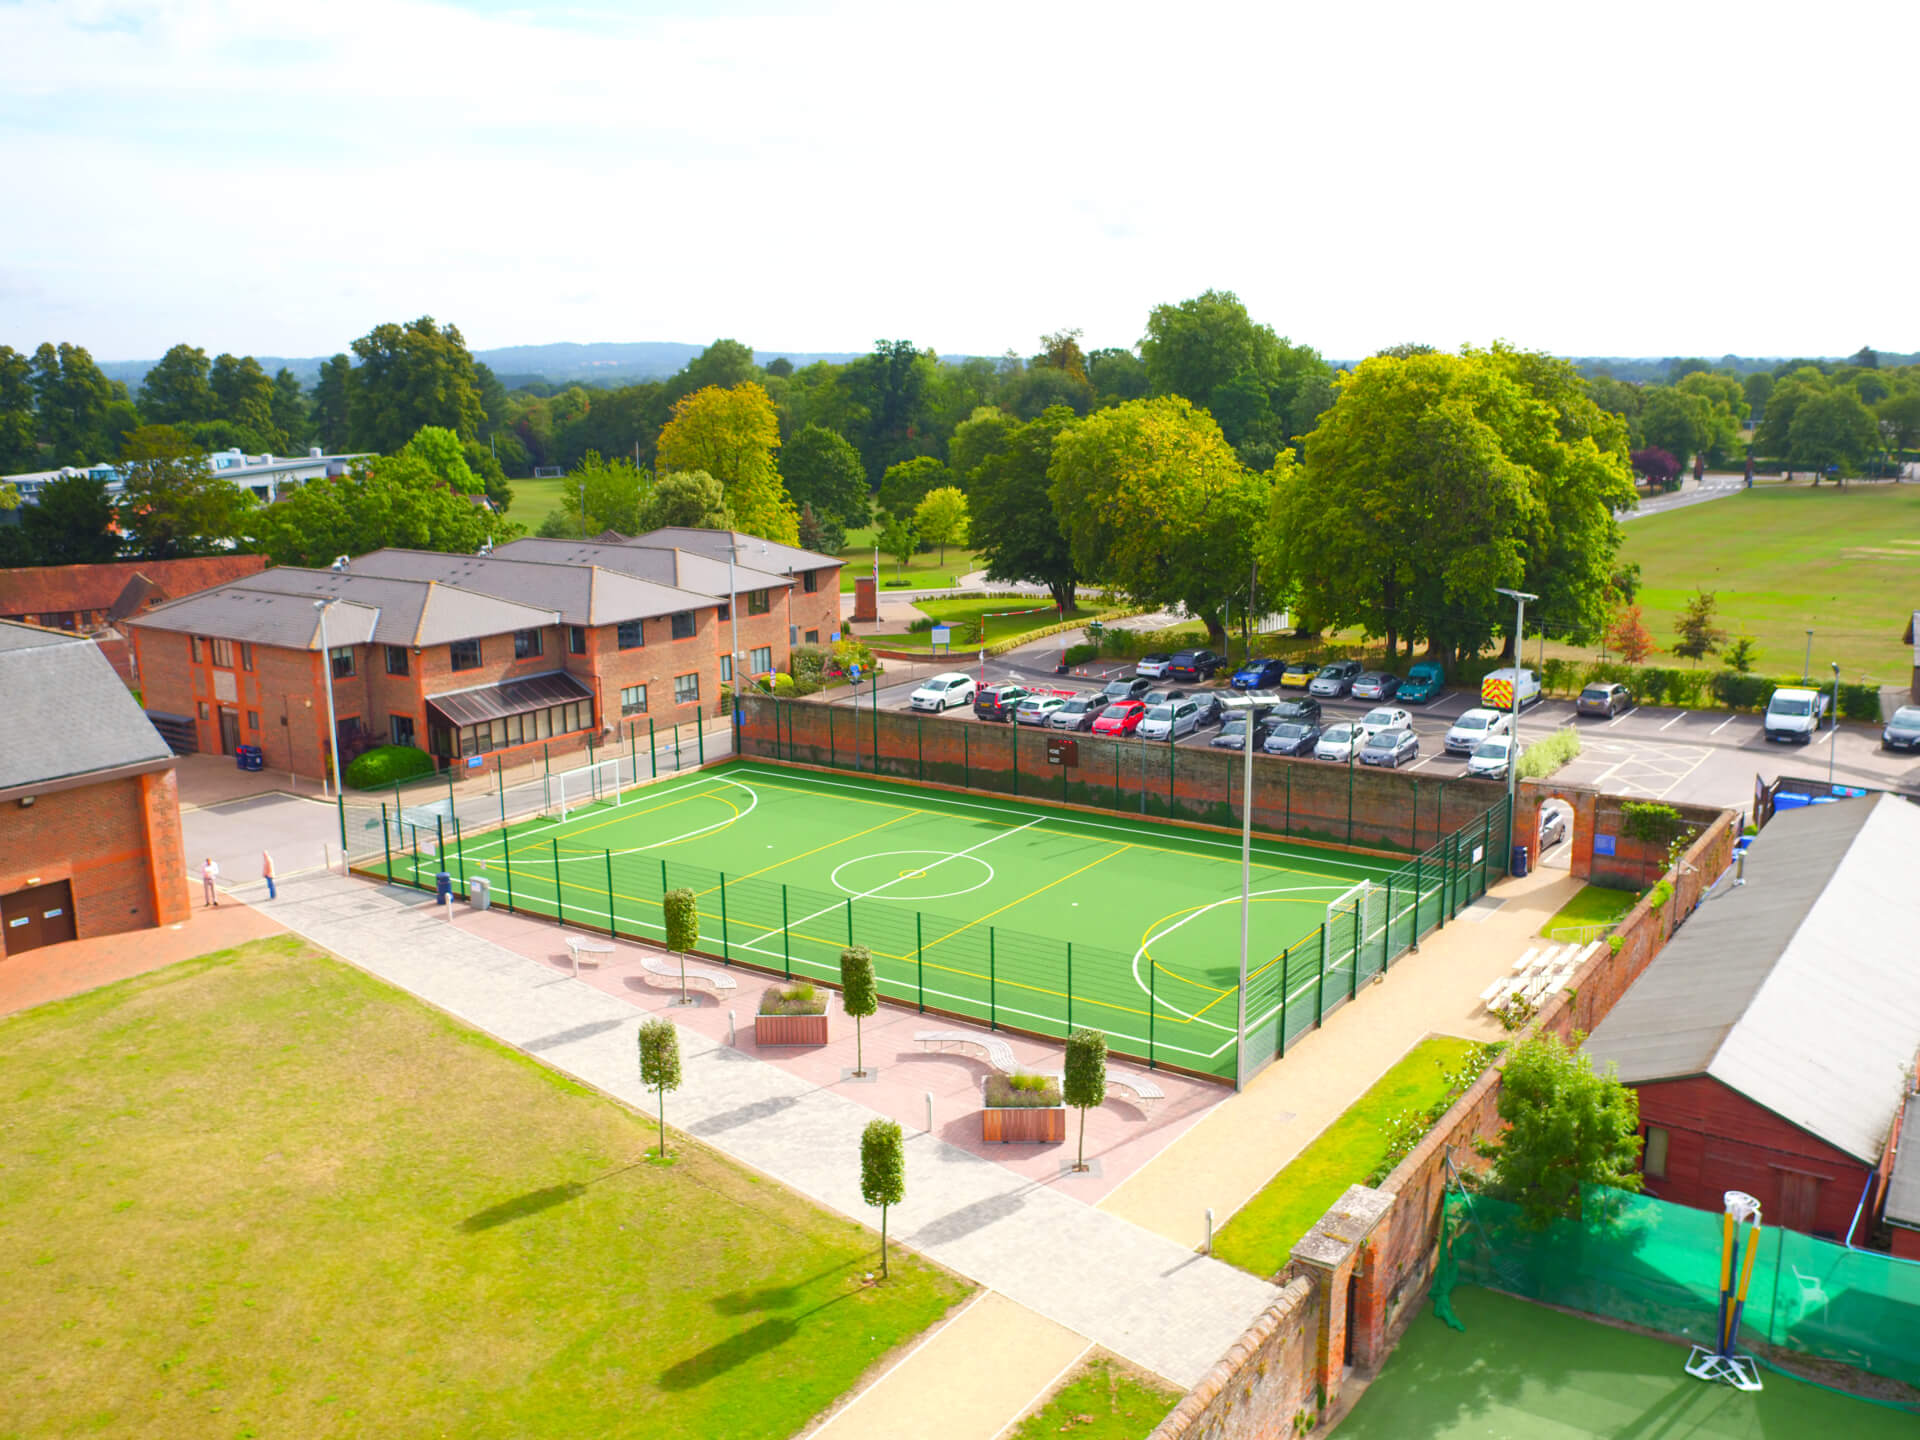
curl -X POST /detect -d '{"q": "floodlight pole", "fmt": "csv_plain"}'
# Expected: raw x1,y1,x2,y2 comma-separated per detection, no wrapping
1237,694,1255,1089
1495,587,1537,866
1828,662,1839,786
314,598,346,847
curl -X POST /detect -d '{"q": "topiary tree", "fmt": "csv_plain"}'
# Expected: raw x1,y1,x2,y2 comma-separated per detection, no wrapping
840,945,877,1077
860,1117,905,1279
1063,1028,1108,1173
638,1017,682,1158
1475,1032,1642,1228
663,887,699,1004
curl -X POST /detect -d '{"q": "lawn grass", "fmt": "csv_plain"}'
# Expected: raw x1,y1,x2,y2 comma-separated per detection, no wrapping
837,525,986,592
505,475,572,534
1008,1353,1183,1440
876,593,1113,652
1541,882,1639,938
1213,1037,1481,1277
0,936,968,1439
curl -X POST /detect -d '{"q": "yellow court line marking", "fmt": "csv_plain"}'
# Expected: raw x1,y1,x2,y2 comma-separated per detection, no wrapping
557,791,742,854
921,843,1129,950
1136,894,1327,996
468,785,730,857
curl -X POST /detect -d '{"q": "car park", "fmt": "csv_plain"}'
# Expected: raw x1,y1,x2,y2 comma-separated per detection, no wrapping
1138,697,1203,740
1359,727,1419,768
1014,694,1068,726
1269,696,1323,726
1134,653,1173,679
974,683,1029,721
909,671,977,712
1465,736,1513,779
1576,682,1633,718
1231,656,1289,690
1091,700,1146,737
1103,676,1152,705
1278,661,1317,689
1350,671,1401,701
1167,648,1224,681
1213,714,1276,750
1308,660,1363,698
1051,694,1107,730
1187,692,1225,727
1356,706,1413,740
1315,722,1360,761
1883,706,1920,751
1398,660,1446,704
1763,686,1829,743
1445,708,1511,754
1262,720,1322,757
1140,687,1188,709
1480,667,1542,712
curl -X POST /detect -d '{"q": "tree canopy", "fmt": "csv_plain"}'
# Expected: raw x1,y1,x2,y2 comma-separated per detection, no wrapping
1478,1033,1642,1228
116,425,258,560
970,406,1081,610
655,383,797,543
781,422,869,529
347,316,487,454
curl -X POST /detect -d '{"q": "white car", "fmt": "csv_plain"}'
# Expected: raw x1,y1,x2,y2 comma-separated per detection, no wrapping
1014,694,1068,726
1315,722,1360,761
1137,697,1203,740
1445,708,1512,755
1356,706,1413,741
1134,653,1173,679
1465,736,1513,778
909,672,977,711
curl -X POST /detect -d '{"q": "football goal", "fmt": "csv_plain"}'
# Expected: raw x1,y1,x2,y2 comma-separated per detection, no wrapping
557,758,624,821
1325,878,1380,955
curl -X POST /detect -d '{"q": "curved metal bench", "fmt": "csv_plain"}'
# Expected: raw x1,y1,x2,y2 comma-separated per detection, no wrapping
639,953,737,997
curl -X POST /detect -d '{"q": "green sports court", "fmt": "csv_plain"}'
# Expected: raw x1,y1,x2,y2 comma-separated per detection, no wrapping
370,762,1492,1080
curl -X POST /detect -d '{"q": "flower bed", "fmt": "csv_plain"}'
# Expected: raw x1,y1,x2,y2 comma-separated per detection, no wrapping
754,982,830,1047
982,1073,1065,1143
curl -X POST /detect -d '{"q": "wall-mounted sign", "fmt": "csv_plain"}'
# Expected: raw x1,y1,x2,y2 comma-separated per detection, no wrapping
1594,833,1616,856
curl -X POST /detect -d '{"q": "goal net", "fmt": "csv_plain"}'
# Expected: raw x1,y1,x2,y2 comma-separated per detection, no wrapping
390,798,451,850
557,758,623,821
1324,878,1380,959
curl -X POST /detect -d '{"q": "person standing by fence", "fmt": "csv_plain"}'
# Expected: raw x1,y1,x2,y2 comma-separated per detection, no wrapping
262,850,277,900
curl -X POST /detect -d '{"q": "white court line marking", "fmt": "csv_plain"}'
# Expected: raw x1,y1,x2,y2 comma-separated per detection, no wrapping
1711,714,1740,736
1608,707,1637,728
1659,711,1687,731
781,815,1045,937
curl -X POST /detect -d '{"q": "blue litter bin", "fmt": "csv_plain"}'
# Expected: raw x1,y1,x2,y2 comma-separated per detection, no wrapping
1510,844,1530,878
234,744,264,772
436,871,452,904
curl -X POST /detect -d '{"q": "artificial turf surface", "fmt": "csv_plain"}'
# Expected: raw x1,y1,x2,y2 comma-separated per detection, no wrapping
378,764,1444,1079
0,936,969,1439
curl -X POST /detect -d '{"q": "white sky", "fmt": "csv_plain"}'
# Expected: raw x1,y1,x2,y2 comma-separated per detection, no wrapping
2,0,1914,366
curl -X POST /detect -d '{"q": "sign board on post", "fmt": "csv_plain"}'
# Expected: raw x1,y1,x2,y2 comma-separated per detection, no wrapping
930,624,951,653
1046,736,1078,767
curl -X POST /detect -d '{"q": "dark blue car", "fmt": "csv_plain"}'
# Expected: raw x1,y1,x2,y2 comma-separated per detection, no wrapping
1231,657,1288,690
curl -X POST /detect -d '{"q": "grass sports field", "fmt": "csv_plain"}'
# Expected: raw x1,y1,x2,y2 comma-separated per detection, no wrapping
381,764,1447,1079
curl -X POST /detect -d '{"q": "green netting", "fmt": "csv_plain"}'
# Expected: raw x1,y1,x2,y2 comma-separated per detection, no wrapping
1445,1187,1920,1389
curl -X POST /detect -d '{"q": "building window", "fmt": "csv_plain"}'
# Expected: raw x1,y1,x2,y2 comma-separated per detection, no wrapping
513,628,543,659
247,710,260,730
452,699,589,758
803,569,818,594
191,635,203,663
390,714,416,747
716,603,730,623
673,672,699,706
1644,1126,1669,1179
450,638,482,671
210,637,234,668
385,645,409,676
748,589,771,615
329,646,355,680
719,655,733,683
671,611,696,640
750,645,773,674
241,642,254,672
804,629,819,645
616,619,644,650
569,625,587,655
621,684,648,716
197,700,210,720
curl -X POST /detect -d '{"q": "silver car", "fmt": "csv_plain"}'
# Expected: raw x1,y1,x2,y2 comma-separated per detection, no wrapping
1315,722,1360,762
1359,727,1419,768
1137,697,1202,741
1308,660,1363,698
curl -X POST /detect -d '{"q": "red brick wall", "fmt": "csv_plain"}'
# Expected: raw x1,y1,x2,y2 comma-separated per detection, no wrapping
784,567,841,648
1146,1277,1321,1440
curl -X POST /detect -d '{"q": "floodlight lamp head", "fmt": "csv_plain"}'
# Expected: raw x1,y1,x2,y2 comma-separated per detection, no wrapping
1723,1191,1762,1225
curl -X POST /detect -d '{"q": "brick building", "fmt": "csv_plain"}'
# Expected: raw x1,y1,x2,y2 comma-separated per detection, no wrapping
0,555,270,633
125,529,841,781
1587,795,1920,1241
0,622,189,956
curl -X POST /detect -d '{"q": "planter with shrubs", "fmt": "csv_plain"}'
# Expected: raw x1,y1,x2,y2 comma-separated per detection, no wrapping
981,1072,1065,1143
754,982,830,1047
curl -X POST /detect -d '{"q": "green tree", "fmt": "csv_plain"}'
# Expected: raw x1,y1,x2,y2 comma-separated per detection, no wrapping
646,470,734,531
946,405,1017,492
1674,372,1749,464
138,344,215,425
879,513,916,579
348,317,486,454
396,425,482,494
1723,635,1758,673
271,368,309,449
1753,368,1826,459
637,1018,683,1159
312,353,353,452
1671,589,1727,665
1742,370,1775,415
556,450,653,535
18,472,120,564
1477,1033,1642,1228
781,422,870,528
1087,347,1149,407
876,455,948,519
209,353,279,446
251,453,521,565
1050,396,1264,647
837,339,939,481
0,345,36,472
1788,387,1879,483
840,946,877,1077
663,886,700,1004
859,1118,905,1279
971,406,1080,611
31,342,118,465
1877,386,1920,455
1139,289,1278,413
1063,1028,1107,1174
913,486,969,564
1637,385,1712,468
1004,365,1094,420
1033,329,1089,382
796,503,845,556
117,425,257,560
656,383,797,543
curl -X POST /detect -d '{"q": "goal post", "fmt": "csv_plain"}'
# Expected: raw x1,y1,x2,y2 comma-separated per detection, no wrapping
1325,878,1379,956
557,758,623,821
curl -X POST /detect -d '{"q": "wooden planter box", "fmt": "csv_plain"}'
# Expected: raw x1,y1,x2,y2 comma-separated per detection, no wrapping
754,1012,829,1047
982,1105,1066,1144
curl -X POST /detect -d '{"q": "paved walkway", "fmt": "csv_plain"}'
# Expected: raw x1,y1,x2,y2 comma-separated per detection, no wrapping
249,869,1280,1388
0,898,284,1017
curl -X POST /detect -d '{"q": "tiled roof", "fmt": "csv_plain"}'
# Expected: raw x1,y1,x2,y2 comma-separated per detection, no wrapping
491,537,790,597
233,568,558,646
0,555,268,620
0,621,173,787
130,588,383,650
631,526,841,575
348,550,717,625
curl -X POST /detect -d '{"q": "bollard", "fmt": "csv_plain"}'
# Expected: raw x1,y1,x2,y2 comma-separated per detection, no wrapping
727,1010,736,1046
1205,1207,1215,1255
925,1091,934,1132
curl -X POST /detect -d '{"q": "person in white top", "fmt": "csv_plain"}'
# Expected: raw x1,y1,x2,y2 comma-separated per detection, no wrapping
261,850,277,901
202,857,220,908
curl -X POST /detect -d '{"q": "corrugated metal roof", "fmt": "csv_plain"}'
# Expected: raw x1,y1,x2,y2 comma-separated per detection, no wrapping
348,550,711,625
0,621,173,787
1587,795,1920,1163
424,670,592,728
492,537,789,597
129,587,381,650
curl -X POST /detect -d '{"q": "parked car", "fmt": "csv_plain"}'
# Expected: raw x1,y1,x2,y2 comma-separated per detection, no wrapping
1141,688,1188,709
1538,806,1568,849
1051,694,1107,731
1102,676,1152,705
1357,706,1414,740
1445,708,1511,754
974,683,1029,721
1213,715,1276,750
1479,667,1542,712
1315,722,1360,761
1138,697,1203,740
1360,727,1419,768
1167,648,1225,681
909,671,977,712
1091,700,1146,737
1763,686,1829,743
1576,682,1633,718
1262,720,1323,757
1231,656,1289,690
1398,660,1446,704
1278,661,1318,689
1464,736,1512,779
1269,696,1323,726
1883,705,1920,751
1134,653,1173,679
1014,694,1067,726
1187,692,1226,727
1350,671,1401,701
1308,660,1363,698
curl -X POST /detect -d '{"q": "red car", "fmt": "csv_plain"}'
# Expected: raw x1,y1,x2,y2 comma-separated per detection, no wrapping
1091,700,1146,737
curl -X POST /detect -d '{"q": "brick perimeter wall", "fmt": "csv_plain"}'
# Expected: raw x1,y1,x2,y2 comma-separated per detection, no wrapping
1146,1277,1321,1440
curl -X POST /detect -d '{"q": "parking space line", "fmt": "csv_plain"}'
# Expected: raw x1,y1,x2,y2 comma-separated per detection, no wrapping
1659,711,1687,731
1608,707,1637,728
1711,714,1740,736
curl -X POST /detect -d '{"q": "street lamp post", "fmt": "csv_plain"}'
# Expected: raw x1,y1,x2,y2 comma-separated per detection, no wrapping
314,598,345,817
1219,692,1261,1090
1495,587,1538,864
1828,661,1840,786
1803,630,1813,685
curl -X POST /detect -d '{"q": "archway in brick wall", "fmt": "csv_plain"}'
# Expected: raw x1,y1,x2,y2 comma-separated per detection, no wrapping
1515,780,1599,881
1536,798,1576,871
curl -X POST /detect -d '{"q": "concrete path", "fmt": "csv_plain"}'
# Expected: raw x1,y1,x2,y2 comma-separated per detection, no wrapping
251,869,1280,1388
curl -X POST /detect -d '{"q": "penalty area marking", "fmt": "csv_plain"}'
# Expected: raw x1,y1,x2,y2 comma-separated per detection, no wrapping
1130,884,1353,1034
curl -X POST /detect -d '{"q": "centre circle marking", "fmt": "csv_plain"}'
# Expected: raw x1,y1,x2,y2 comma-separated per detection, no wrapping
830,849,996,901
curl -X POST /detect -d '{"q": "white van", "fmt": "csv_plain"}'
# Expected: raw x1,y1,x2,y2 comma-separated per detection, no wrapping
1763,687,1829,743
1479,667,1542,712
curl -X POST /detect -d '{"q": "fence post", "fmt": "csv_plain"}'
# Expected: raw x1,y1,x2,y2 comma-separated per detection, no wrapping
1382,875,1393,969
719,873,730,962
544,742,551,779
381,802,392,883
1278,946,1289,1058
1350,894,1360,1000
673,723,681,771
1285,763,1292,836
630,724,638,782
435,814,445,872
1148,953,1155,1068
659,857,668,897
963,724,969,789
1316,923,1327,1027
454,816,466,892
1411,776,1420,852
781,884,791,980
1066,942,1073,1031
829,705,836,769
697,721,705,766
846,896,854,949
1347,747,1355,845
915,913,924,1013
605,849,616,939
989,926,996,1030
917,717,923,782
503,829,514,912
1168,739,1175,816
1011,728,1019,797
649,718,658,778
552,838,563,927
1412,853,1423,951
336,791,346,852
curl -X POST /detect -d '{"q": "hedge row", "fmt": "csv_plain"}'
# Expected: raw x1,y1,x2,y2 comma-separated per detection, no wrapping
345,744,435,789
1538,658,1882,721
